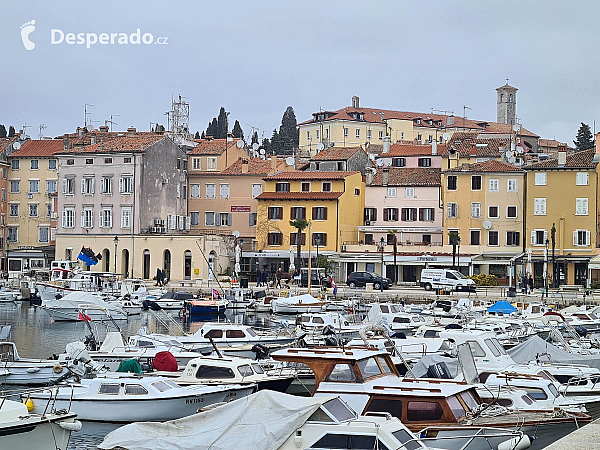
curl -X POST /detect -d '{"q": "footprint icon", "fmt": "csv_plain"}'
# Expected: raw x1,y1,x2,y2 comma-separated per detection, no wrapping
20,20,35,50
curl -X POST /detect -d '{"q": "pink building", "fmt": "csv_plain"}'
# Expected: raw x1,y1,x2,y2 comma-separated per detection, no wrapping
373,143,443,168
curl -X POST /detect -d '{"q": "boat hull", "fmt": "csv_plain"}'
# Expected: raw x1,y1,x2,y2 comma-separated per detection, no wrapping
0,414,76,450
42,306,127,321
2,363,64,385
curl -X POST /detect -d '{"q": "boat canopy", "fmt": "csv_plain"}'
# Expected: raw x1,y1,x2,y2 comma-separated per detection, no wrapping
487,301,516,315
508,335,600,370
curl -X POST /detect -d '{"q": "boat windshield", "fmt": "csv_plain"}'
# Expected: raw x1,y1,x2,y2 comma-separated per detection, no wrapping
447,395,466,419
251,363,264,374
358,357,382,379
322,398,356,422
391,429,423,450
151,380,174,392
246,328,257,337
326,363,356,382
376,356,394,374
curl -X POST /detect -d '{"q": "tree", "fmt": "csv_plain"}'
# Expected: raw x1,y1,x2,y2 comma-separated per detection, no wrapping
8,126,15,137
289,218,309,271
206,118,218,138
0,125,6,138
251,131,259,146
194,131,200,139
574,122,594,151
280,106,299,150
216,107,228,139
232,120,244,139
201,131,205,139
261,137,271,153
270,128,283,154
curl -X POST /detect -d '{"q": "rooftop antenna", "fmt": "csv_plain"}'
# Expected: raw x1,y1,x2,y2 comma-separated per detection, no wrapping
164,111,171,131
171,94,190,140
108,114,120,132
22,123,31,139
84,104,93,127
462,105,471,131
150,122,156,132
38,124,47,140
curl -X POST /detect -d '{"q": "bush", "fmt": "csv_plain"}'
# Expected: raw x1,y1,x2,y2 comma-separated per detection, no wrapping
468,273,498,286
591,281,600,290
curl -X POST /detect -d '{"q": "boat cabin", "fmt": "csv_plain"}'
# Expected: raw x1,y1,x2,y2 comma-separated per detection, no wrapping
194,323,258,341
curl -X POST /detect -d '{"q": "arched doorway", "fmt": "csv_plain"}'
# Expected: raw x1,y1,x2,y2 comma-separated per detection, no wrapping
208,251,216,281
184,250,192,280
102,249,110,272
142,249,150,280
122,249,130,278
163,249,171,280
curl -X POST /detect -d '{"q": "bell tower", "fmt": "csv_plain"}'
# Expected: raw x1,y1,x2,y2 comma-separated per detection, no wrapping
496,79,517,125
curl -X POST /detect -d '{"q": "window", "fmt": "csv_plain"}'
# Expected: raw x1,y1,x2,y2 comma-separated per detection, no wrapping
29,179,39,193
470,229,481,245
190,212,199,226
98,383,120,395
47,180,57,193
121,207,131,229
207,157,217,170
358,357,382,378
100,208,113,228
219,184,230,198
268,207,283,220
81,177,95,195
119,176,133,194
378,131,383,140
124,384,148,395
532,229,547,246
367,129,372,140
10,180,19,193
252,183,262,198
419,208,434,222
471,202,481,218
101,176,112,194
322,182,332,192
489,179,499,192
216,212,231,226
326,363,356,382
86,158,93,165
384,208,399,221
574,230,591,247
343,127,348,137
447,176,457,190
316,129,320,140
387,187,397,198
576,172,589,185
66,159,74,165
192,157,201,170
471,175,482,190
48,159,57,170
9,204,18,216
507,178,518,192
506,231,520,246
29,204,38,217
189,184,200,198
417,133,423,142
124,157,132,164
534,172,547,185
176,159,181,169
275,182,290,192
80,208,93,228
488,230,499,246
310,434,384,450
325,128,329,139
355,128,360,138
364,208,377,223
248,212,257,226
63,178,75,195
29,159,39,170
446,202,458,218
576,198,589,215
488,206,499,218
7,227,17,242
507,206,517,218
405,187,415,198
62,208,75,228
290,207,306,220
268,232,282,246
205,212,215,226
534,198,546,215
401,208,417,221
290,232,306,246
167,214,176,230
418,158,431,167
11,160,19,170
392,157,406,167
104,158,112,164
1,188,5,202
407,401,444,422
306,131,310,140
39,227,49,243
354,187,360,196
312,207,327,220
301,182,311,192
206,183,215,198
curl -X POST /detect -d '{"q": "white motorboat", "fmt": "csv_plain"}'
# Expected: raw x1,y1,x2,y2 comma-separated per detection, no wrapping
0,289,20,302
0,397,81,450
41,291,127,321
114,299,142,315
271,293,329,314
25,373,254,422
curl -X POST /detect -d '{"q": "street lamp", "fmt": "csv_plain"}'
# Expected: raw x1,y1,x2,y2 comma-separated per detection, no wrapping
113,236,119,274
544,238,549,298
456,236,461,274
315,235,321,268
379,237,385,293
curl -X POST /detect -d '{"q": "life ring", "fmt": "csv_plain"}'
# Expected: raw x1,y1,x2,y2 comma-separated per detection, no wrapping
53,364,63,374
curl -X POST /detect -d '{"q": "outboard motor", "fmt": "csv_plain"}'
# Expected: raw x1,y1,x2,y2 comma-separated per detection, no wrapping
251,343,270,360
83,335,97,351
426,362,452,379
324,336,338,346
322,325,336,336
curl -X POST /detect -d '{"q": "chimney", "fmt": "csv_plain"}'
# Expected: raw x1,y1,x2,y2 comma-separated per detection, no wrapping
77,127,83,138
383,135,391,153
241,158,249,174
127,126,136,137
99,125,109,132
63,137,69,151
352,95,360,108
382,168,389,186
90,135,97,145
558,151,567,167
447,115,455,127
227,132,234,142
270,156,278,171
432,140,438,155
366,170,374,186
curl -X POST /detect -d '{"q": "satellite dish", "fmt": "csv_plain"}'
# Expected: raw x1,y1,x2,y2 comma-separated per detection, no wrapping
513,124,521,132
443,132,450,141
285,156,295,166
236,139,244,149
508,155,516,164
252,143,259,150
482,220,492,230
12,141,21,150
88,124,95,131
232,230,240,238
376,159,384,167
317,143,325,151
504,150,512,159
259,148,265,155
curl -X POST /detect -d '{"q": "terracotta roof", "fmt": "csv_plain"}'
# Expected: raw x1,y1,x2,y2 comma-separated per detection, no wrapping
57,130,161,148
188,139,238,155
10,139,64,157
0,136,17,153
496,83,518,91
524,148,598,170
480,123,539,138
442,132,511,157
311,146,363,161
376,143,443,157
60,134,166,154
256,192,342,200
445,160,523,173
539,139,572,149
221,157,285,175
264,171,359,180
371,168,441,187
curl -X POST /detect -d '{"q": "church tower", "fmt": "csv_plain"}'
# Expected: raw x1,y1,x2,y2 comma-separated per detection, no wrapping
496,81,517,125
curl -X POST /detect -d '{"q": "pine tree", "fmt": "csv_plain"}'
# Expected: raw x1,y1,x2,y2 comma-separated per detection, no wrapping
270,129,281,154
574,122,595,151
201,131,205,139
0,125,6,138
251,131,259,146
232,120,244,139
194,131,200,139
217,107,228,139
8,126,15,137
280,106,299,148
261,138,271,154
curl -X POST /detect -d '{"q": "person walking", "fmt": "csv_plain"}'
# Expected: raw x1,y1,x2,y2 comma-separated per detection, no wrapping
156,268,162,286
522,274,528,294
162,269,168,286
528,274,534,294
256,268,262,287
276,268,283,289
261,268,268,287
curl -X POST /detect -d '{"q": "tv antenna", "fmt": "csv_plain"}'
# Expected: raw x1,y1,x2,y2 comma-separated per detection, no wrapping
38,124,47,139
105,114,120,132
21,123,31,139
84,104,93,127
171,94,190,139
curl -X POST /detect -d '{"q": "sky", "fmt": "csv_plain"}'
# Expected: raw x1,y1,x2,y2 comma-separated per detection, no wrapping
1,0,599,143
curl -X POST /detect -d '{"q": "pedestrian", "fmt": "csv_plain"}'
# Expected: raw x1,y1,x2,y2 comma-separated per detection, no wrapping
276,268,283,289
256,268,262,287
522,273,528,294
162,269,168,286
528,274,534,294
156,268,162,286
261,268,268,287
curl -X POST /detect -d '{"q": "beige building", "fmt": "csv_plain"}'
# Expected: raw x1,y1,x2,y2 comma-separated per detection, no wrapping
188,137,248,173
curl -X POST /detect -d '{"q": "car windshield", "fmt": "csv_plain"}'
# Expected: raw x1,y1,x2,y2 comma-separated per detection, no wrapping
454,271,467,279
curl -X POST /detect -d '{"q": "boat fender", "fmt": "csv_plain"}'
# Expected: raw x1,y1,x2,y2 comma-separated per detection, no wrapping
497,434,533,450
59,420,83,432
53,364,64,374
27,367,40,373
24,396,34,412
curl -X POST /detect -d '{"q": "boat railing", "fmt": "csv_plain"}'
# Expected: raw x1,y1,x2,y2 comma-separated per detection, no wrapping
415,426,524,446
561,374,600,395
0,385,76,417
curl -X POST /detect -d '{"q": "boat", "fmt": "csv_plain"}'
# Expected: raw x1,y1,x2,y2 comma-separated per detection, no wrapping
224,287,255,309
41,291,127,321
0,397,81,450
150,291,193,310
186,298,228,315
25,373,255,422
271,293,329,314
117,299,142,315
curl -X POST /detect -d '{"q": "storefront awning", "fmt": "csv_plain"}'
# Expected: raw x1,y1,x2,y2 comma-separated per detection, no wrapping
589,255,600,270
7,251,46,259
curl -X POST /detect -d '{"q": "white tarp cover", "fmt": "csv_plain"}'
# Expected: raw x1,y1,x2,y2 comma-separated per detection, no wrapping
507,335,600,370
99,390,332,450
275,293,321,305
411,354,460,379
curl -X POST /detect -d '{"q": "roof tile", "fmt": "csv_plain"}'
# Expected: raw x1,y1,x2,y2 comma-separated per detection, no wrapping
10,139,64,157
371,168,441,186
524,148,598,170
188,139,238,155
311,146,363,161
264,171,359,180
221,157,285,175
445,160,523,173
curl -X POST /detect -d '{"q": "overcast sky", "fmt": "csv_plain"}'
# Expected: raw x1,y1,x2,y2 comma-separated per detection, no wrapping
1,1,598,143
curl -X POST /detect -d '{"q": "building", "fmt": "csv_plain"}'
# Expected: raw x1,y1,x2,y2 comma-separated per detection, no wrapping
6,139,62,273
308,146,373,175
496,82,518,125
255,171,364,274
442,133,515,169
442,160,525,285
188,137,248,173
0,137,15,272
373,142,443,168
538,139,573,158
523,149,598,287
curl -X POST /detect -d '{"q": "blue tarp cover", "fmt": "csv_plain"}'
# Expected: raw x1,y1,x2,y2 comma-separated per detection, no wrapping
487,300,516,314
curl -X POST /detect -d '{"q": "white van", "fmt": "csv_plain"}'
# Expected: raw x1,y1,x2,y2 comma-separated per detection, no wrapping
419,269,475,292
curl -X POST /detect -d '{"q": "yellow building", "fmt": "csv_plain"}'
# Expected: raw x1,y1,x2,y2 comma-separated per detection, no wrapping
255,171,364,269
442,160,525,285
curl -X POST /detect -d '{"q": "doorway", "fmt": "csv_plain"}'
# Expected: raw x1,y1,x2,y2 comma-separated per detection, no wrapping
142,249,150,280
575,263,587,286
403,265,417,283
103,249,110,272
163,249,171,280
184,250,192,280
122,249,129,278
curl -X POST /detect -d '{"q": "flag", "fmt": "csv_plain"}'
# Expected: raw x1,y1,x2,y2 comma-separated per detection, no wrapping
212,289,218,299
77,310,91,321
78,246,98,266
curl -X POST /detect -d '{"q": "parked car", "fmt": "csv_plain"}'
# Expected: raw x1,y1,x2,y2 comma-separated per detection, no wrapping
346,272,391,290
300,268,331,288
419,269,475,292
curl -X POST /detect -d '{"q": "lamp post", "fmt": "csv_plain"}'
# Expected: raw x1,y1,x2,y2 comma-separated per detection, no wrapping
456,236,461,274
379,237,385,293
113,235,119,274
315,235,320,268
544,238,549,298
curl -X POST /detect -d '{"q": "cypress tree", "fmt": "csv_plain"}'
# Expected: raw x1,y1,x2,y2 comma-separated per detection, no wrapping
194,131,200,139
201,131,205,139
8,126,15,137
574,122,594,151
216,107,228,139
251,131,259,146
0,125,6,138
232,120,244,139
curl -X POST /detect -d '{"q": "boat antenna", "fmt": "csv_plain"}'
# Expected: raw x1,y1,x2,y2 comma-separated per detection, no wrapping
195,239,226,296
207,335,223,358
